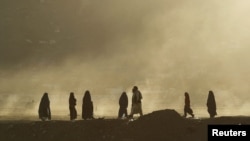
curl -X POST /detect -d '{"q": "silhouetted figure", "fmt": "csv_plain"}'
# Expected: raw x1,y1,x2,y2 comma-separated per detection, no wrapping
207,90,217,118
118,92,128,119
38,92,51,121
183,92,194,118
82,90,94,120
69,92,77,120
129,86,143,118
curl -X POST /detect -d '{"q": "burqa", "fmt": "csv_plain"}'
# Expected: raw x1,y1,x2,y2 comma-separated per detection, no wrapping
129,86,143,118
82,90,94,120
207,90,217,118
69,92,77,120
184,92,194,118
38,93,51,121
118,92,128,118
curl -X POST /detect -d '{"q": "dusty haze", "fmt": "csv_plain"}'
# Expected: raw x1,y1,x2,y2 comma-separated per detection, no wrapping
1,0,250,119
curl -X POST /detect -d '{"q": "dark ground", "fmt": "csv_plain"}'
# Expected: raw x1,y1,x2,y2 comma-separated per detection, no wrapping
1,109,250,141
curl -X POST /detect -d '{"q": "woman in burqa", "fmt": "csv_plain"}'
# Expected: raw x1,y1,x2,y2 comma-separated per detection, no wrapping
69,92,77,120
183,92,194,118
38,92,51,121
207,90,217,118
82,90,94,120
118,92,128,118
129,86,143,118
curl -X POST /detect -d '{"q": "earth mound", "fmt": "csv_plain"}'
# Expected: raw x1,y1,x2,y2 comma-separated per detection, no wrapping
133,109,183,123
127,109,189,141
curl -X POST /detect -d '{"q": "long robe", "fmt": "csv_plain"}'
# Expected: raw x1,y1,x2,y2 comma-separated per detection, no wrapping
207,91,217,118
118,92,128,118
69,94,77,120
38,93,51,120
82,91,94,120
130,90,143,115
184,93,194,117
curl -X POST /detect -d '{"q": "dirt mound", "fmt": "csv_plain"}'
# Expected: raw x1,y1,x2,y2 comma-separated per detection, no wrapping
127,109,188,141
134,109,183,123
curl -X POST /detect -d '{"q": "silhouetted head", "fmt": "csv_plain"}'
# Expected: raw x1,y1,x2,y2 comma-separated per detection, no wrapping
41,92,49,103
184,92,189,97
83,90,91,102
122,91,126,96
43,92,49,99
132,86,138,92
208,90,214,97
85,90,90,95
70,92,74,98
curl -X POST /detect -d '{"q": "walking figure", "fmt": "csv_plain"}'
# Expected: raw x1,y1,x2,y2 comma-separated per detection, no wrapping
38,92,51,121
129,86,143,118
69,92,77,120
118,92,128,119
183,92,194,118
82,90,94,120
207,90,217,118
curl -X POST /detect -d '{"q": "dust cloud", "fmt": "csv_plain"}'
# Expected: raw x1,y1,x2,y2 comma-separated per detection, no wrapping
1,0,250,118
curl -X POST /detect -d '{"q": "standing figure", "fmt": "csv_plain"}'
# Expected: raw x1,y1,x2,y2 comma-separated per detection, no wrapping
118,92,128,119
69,92,77,120
129,86,143,118
207,90,217,118
38,92,51,121
183,92,194,118
82,90,94,120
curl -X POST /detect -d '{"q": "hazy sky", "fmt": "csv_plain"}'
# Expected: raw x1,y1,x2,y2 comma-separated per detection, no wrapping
1,0,250,118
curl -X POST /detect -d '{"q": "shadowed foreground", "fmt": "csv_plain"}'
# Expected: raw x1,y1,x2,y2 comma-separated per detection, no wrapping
1,109,250,141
